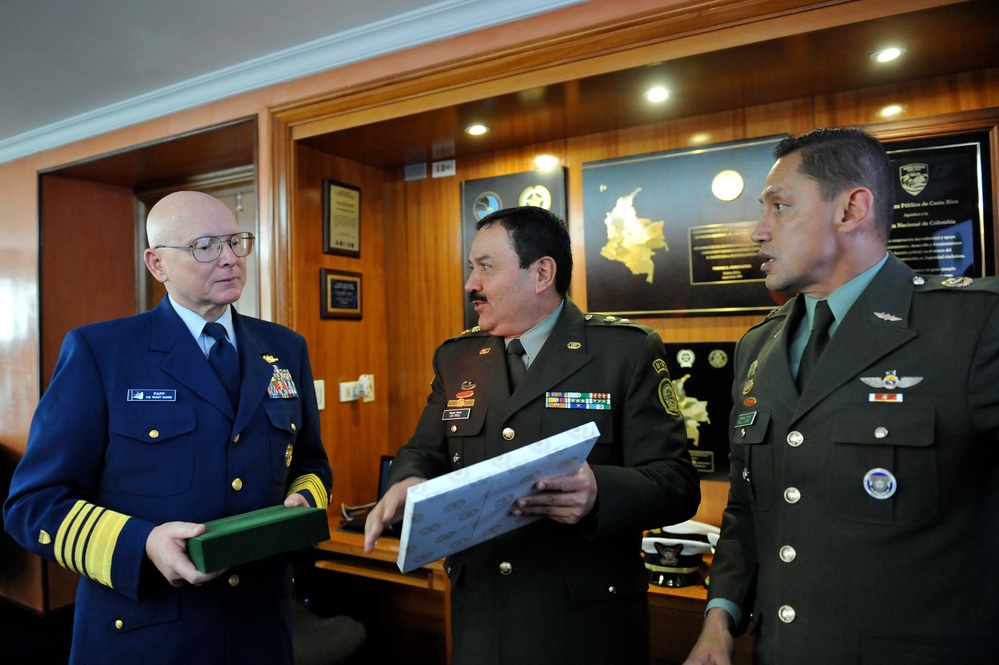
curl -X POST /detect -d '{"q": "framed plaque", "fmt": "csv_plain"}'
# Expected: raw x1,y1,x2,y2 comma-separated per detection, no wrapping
884,131,994,278
320,269,362,319
323,179,361,257
582,136,789,317
664,342,736,481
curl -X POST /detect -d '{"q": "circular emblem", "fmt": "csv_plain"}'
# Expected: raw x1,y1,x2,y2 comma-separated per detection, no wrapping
658,378,682,417
743,397,757,407
519,185,552,209
708,349,729,368
863,468,897,500
473,192,502,219
676,349,695,368
747,360,758,379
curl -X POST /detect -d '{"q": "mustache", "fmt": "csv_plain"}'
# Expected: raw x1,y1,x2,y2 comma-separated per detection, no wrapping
469,291,487,304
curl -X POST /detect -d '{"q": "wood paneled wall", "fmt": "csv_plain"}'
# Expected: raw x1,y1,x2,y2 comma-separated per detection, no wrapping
293,68,999,527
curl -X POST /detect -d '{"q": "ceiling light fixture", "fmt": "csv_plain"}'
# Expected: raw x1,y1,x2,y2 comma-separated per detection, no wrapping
465,124,489,136
870,47,905,63
878,104,906,118
644,86,670,103
534,154,560,170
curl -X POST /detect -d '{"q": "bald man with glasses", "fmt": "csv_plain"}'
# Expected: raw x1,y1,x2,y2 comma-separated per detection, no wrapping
4,191,331,665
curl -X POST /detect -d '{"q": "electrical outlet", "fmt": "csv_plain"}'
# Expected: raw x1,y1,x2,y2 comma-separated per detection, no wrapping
339,381,359,402
359,374,375,402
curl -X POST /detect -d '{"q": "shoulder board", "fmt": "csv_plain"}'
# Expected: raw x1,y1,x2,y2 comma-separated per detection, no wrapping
913,274,999,294
746,301,792,333
582,314,653,333
446,325,489,342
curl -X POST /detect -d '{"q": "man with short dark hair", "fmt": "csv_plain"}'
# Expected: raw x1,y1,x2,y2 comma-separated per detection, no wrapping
684,128,999,665
366,205,700,665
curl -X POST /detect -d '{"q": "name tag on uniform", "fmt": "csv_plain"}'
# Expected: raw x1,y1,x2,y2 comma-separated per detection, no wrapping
734,411,757,427
128,389,177,402
442,408,471,420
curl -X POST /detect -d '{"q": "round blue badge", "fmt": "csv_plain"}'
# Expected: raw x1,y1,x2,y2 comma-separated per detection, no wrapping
863,468,897,500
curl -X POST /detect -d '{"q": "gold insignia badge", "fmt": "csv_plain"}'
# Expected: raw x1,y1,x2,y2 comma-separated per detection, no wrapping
285,444,293,467
658,378,682,417
567,342,581,350
263,354,278,364
942,276,973,287
461,381,476,390
38,530,52,545
447,398,475,407
479,348,491,355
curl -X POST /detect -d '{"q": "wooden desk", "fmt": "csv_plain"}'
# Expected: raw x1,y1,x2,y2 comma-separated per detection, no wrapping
312,530,451,665
312,532,750,665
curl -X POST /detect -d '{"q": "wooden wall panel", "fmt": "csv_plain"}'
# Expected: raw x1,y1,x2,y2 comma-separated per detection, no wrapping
291,144,392,514
39,176,136,391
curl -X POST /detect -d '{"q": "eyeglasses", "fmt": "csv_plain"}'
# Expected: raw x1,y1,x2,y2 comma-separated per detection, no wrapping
154,233,255,263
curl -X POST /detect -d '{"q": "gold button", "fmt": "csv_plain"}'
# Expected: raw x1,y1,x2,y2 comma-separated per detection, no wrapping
228,574,240,587
502,428,515,441
149,429,159,439
499,561,513,575
233,433,240,443
450,425,457,433
38,530,51,545
291,423,297,431
115,619,124,630
231,478,243,491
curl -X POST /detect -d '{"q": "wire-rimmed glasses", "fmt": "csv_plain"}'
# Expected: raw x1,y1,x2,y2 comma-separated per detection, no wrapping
154,232,254,263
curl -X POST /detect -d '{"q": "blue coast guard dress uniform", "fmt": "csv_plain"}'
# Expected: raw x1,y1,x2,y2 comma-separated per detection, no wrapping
388,298,700,665
707,255,999,665
4,296,332,665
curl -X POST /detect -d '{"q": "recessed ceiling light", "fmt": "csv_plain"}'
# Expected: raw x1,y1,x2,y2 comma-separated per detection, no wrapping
465,124,489,136
534,154,560,170
644,86,670,103
870,47,905,63
878,104,906,118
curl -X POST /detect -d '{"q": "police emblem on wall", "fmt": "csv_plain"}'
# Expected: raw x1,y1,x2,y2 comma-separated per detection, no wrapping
461,168,567,328
664,342,737,481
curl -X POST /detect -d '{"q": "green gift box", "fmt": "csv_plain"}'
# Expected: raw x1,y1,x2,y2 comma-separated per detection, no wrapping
188,505,330,573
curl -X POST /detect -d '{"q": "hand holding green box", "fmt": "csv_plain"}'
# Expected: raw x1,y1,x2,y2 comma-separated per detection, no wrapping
188,505,330,573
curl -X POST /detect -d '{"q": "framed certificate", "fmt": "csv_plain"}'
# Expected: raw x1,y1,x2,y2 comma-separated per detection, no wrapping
320,269,362,319
323,179,361,257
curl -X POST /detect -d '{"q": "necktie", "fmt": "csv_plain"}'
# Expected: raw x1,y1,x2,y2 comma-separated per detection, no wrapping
204,322,240,408
506,338,527,392
796,299,834,391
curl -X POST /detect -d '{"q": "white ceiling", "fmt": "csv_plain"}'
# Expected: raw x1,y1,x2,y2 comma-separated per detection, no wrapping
0,0,583,164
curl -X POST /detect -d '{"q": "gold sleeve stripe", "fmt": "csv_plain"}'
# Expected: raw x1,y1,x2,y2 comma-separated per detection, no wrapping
288,474,329,509
54,499,129,589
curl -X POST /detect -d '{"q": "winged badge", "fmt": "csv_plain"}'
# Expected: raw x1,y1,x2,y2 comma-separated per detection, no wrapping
860,370,923,390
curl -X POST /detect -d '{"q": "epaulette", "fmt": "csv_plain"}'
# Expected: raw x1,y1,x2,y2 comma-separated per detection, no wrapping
583,313,654,333
912,274,999,294
446,325,489,342
745,301,792,333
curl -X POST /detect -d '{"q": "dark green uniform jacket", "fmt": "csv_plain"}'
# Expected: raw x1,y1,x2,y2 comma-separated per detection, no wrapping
390,298,700,665
709,255,999,664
